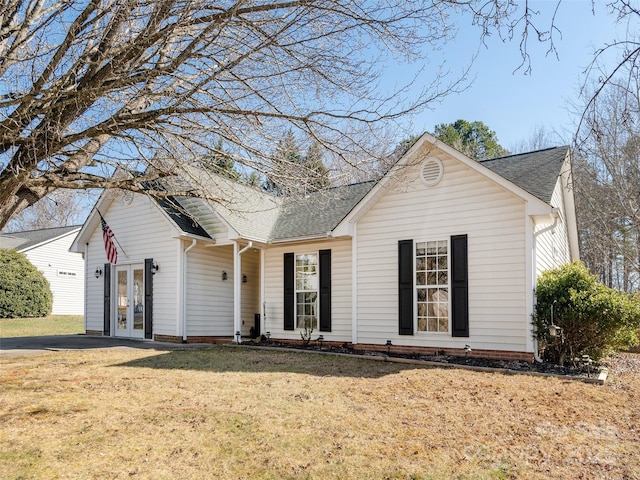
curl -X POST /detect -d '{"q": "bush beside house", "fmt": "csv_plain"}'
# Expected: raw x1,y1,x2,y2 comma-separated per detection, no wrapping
533,261,640,364
0,249,53,318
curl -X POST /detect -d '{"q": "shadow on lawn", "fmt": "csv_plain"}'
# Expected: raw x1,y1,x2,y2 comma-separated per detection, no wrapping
114,346,417,379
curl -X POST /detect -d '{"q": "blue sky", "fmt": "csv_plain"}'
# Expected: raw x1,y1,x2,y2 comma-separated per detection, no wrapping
396,1,630,152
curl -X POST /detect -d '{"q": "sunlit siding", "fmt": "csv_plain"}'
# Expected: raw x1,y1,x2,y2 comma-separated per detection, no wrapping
185,243,233,336
84,194,179,336
22,231,85,315
356,153,529,352
536,180,572,275
263,238,352,342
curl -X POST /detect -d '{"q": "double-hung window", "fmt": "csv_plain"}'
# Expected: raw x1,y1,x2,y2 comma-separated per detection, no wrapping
416,240,449,332
295,253,318,329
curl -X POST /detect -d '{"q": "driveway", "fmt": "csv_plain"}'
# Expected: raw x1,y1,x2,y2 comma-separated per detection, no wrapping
0,335,209,356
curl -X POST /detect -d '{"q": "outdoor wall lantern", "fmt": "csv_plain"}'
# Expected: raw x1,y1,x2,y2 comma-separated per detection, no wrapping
242,274,248,283
222,271,228,281
235,330,242,344
548,300,560,338
150,262,159,275
548,323,562,338
95,266,103,279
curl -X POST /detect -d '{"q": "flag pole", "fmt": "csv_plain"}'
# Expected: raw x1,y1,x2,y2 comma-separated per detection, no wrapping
97,210,128,259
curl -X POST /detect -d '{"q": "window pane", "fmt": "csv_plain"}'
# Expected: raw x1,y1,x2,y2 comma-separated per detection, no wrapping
417,288,426,302
418,317,427,331
416,272,426,285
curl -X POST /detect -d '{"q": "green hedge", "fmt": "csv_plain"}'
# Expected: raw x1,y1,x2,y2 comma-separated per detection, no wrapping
533,261,640,364
0,249,53,318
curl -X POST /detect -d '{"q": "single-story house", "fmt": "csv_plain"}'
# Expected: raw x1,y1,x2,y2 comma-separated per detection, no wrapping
71,133,579,360
1,225,85,315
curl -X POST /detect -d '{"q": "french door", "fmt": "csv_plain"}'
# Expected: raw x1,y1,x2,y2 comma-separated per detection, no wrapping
114,264,145,338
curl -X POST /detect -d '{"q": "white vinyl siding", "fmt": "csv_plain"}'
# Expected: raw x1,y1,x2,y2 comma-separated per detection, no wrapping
263,239,352,341
22,230,84,315
84,194,178,336
356,153,528,352
185,243,234,336
536,179,572,275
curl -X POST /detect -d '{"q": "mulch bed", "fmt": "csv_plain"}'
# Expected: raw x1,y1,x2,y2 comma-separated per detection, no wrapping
249,339,608,381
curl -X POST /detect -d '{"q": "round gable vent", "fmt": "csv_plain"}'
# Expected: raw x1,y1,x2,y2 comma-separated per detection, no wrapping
420,157,443,186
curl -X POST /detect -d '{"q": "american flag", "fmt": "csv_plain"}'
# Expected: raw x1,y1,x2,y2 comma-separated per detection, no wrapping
99,212,118,264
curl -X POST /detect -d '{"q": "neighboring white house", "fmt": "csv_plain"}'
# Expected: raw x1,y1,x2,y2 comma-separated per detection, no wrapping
1,226,85,315
71,133,579,360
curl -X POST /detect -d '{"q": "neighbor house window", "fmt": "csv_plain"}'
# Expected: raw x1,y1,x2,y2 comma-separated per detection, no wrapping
296,253,318,329
416,240,449,332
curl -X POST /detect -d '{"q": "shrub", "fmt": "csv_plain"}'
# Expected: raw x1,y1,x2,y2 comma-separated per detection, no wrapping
0,249,53,318
533,261,640,364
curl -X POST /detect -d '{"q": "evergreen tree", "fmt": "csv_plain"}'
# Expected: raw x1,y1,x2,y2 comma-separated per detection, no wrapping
203,138,239,181
302,141,330,192
434,120,509,161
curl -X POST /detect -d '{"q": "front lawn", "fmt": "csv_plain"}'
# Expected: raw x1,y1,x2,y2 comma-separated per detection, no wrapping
0,315,84,337
1,346,638,479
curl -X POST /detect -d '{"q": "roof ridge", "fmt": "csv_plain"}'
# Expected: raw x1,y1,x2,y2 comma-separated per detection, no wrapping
480,145,568,164
1,225,81,236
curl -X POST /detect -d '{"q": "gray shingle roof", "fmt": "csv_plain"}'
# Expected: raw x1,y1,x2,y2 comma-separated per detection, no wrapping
171,145,565,243
270,181,375,241
0,225,80,251
479,146,569,203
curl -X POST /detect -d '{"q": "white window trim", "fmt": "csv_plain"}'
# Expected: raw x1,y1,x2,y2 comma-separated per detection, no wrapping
414,238,451,334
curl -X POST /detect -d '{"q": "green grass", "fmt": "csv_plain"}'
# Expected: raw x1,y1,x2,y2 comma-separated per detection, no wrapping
0,315,84,337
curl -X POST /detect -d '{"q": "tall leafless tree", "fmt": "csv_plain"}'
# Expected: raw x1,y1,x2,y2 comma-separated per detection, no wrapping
1,0,623,230
573,71,640,293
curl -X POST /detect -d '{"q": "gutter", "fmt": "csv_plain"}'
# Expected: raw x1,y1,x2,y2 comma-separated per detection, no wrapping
531,209,559,362
182,239,197,342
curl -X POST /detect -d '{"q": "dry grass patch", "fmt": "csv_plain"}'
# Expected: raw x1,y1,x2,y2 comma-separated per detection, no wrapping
1,347,639,479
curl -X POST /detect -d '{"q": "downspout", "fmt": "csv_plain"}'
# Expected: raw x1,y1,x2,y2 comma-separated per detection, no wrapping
531,209,559,362
233,241,253,343
182,239,197,342
84,242,89,333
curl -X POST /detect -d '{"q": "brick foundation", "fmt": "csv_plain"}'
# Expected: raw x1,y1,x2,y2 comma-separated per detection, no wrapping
351,343,534,362
85,330,103,336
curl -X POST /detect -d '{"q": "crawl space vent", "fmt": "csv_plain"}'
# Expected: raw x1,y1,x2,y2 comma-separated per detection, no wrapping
420,157,443,186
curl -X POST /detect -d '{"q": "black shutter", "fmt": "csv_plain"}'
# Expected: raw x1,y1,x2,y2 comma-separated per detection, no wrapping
398,239,414,335
103,263,110,335
451,234,469,337
144,258,153,339
319,249,331,332
284,253,295,330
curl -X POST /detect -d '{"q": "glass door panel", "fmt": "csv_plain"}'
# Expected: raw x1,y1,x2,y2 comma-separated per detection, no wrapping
133,268,144,333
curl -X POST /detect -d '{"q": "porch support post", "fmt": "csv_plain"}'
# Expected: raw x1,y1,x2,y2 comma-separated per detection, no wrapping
260,247,265,336
233,241,241,343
